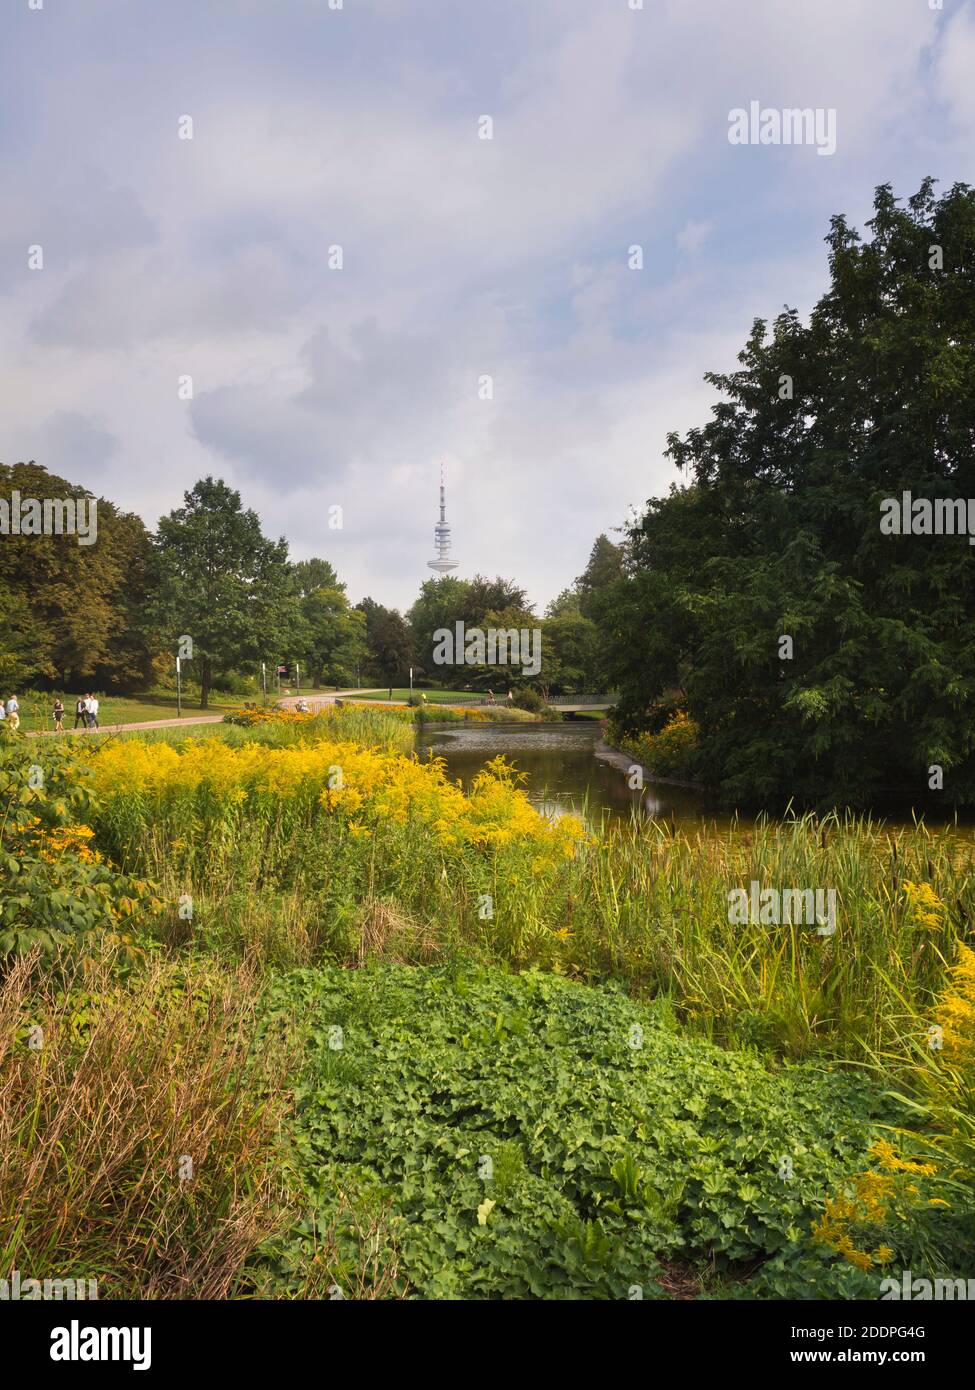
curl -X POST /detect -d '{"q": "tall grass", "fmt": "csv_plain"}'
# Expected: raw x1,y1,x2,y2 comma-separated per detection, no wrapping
78,712,973,1065
96,704,417,752
0,951,288,1298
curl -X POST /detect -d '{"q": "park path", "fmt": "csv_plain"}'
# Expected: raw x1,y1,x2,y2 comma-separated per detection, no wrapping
24,689,390,737
27,714,226,737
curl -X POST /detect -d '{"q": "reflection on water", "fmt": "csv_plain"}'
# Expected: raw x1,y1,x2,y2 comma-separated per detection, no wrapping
414,720,723,829
414,720,975,834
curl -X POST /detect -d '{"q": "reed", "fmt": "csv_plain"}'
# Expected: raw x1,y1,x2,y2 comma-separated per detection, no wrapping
79,715,973,1064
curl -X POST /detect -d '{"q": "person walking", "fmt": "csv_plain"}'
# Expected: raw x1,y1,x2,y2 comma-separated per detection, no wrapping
74,697,87,730
53,697,64,733
5,696,19,732
506,689,514,707
85,694,100,730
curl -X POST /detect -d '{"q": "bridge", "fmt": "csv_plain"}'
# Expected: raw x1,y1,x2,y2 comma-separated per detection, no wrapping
441,694,617,714
545,695,617,713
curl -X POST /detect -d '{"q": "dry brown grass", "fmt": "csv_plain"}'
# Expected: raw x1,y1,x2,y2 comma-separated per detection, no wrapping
0,950,291,1299
354,896,438,966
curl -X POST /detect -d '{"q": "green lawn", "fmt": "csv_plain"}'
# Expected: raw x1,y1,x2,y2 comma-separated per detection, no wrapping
13,691,234,732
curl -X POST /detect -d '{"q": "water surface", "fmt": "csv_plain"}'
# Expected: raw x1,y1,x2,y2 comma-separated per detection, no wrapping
414,719,975,835
414,720,721,828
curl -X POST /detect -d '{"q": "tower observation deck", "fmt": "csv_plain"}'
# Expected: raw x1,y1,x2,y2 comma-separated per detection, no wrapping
427,463,459,574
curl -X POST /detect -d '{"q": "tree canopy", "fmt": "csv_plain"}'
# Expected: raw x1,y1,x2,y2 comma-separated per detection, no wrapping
148,477,296,708
0,461,155,691
599,179,975,805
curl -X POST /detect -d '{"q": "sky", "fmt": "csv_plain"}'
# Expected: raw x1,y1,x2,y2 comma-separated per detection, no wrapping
2,0,974,612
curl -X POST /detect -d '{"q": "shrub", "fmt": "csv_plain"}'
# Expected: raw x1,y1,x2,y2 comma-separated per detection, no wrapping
0,742,163,962
513,686,545,713
615,709,700,780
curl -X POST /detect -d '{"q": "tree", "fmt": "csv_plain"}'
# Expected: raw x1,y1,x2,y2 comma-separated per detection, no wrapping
407,574,534,682
0,589,51,689
602,179,975,806
296,579,367,688
0,460,156,690
291,557,339,596
543,611,600,693
545,587,583,619
576,535,624,619
406,577,470,678
367,608,413,696
148,477,296,708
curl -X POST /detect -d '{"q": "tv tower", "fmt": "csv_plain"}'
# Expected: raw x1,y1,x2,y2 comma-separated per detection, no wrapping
427,462,459,574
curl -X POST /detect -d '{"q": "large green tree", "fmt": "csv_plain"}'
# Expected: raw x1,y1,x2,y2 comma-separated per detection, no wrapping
148,477,295,708
601,180,975,806
407,575,533,685
0,461,155,689
542,610,601,693
360,604,413,695
576,534,624,619
291,559,366,688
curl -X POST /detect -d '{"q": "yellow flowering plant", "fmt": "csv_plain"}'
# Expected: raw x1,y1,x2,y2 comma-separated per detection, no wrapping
811,1139,939,1273
902,880,948,932
0,744,164,962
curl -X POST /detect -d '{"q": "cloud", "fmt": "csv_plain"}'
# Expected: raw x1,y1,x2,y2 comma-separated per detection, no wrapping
0,0,967,612
936,3,975,130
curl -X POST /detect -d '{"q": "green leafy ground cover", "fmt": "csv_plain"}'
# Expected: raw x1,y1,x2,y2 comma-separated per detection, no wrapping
253,962,902,1299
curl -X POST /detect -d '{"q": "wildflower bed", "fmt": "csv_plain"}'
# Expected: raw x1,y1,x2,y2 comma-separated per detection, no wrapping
3,708,975,1298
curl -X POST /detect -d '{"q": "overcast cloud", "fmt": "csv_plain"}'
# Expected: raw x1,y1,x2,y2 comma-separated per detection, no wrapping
2,0,973,609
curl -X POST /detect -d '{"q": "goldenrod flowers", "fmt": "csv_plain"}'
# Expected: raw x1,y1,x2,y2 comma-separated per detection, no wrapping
86,739,585,862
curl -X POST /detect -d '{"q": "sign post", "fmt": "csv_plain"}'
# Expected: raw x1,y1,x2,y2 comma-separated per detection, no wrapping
176,655,182,718
261,661,267,707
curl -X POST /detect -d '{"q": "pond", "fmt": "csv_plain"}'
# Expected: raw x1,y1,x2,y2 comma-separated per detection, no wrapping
414,719,723,829
415,719,975,834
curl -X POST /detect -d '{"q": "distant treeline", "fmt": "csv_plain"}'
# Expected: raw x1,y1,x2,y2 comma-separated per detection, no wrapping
0,462,621,708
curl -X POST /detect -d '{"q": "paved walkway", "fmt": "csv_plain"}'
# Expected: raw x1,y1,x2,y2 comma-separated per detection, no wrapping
27,713,226,737
24,689,391,737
